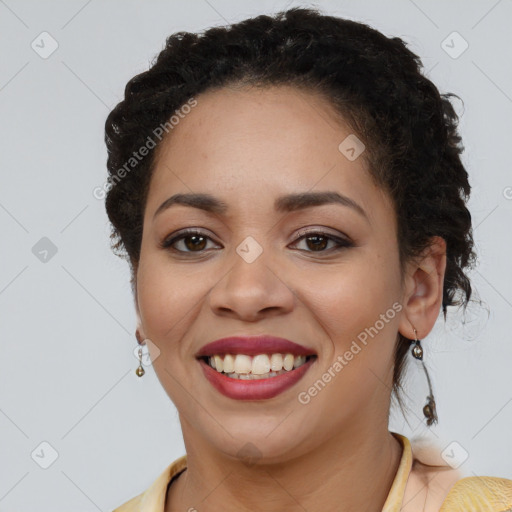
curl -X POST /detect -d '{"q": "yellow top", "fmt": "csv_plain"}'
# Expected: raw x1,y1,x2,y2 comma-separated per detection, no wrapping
113,433,512,512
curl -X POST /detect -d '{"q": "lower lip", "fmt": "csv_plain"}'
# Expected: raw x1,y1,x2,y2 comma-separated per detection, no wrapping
198,357,316,400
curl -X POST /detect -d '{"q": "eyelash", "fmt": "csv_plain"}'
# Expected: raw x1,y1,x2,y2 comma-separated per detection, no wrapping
160,228,353,255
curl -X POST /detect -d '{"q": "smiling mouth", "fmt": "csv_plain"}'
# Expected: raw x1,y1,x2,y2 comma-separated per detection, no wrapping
198,353,318,380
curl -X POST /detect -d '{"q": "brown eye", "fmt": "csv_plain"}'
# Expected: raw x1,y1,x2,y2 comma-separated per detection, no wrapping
182,234,207,251
160,229,218,253
291,231,353,253
303,234,329,251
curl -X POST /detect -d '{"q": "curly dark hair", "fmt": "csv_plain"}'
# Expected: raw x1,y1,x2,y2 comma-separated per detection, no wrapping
104,6,476,415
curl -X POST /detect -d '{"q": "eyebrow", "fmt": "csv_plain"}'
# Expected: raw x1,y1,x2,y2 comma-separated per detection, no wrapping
153,191,369,221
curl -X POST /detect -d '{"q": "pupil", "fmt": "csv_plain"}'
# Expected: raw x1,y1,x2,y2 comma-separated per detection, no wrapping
186,235,206,251
307,235,327,251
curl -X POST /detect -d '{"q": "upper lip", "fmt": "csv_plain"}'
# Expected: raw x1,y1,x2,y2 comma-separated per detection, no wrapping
195,335,317,358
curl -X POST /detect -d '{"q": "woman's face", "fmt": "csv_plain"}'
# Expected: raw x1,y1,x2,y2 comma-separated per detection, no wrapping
135,84,407,462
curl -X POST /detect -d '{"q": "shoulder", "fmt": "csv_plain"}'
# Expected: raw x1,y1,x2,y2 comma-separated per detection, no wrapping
404,459,512,512
112,455,188,512
439,475,512,511
402,458,463,512
403,436,512,512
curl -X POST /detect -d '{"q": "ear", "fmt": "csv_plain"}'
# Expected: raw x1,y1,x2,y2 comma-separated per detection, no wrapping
398,236,447,340
132,271,147,345
135,314,146,345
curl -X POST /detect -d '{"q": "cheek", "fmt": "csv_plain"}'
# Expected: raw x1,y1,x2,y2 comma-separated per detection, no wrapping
136,253,202,347
300,257,400,416
310,254,398,328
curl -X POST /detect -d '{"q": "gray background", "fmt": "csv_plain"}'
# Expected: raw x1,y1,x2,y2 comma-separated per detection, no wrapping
1,0,511,510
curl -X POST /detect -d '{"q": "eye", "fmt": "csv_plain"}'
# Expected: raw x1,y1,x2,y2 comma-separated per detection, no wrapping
160,229,220,254
290,230,353,253
160,228,353,255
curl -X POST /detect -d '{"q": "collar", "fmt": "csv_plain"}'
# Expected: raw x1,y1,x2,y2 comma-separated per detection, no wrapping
382,432,413,511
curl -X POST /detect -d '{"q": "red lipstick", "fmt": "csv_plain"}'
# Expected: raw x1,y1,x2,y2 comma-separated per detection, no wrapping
196,335,317,400
195,335,316,358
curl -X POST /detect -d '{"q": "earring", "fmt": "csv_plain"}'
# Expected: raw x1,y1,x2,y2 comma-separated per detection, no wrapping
410,328,438,426
135,346,145,377
135,330,145,378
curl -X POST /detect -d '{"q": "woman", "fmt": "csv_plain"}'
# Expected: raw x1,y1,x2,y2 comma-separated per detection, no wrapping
105,7,512,511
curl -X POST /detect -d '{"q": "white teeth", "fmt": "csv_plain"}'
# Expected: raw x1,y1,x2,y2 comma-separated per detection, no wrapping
214,355,223,373
205,352,313,376
233,354,252,374
223,354,234,373
227,369,289,380
283,354,294,371
252,354,271,375
293,355,306,368
270,353,283,371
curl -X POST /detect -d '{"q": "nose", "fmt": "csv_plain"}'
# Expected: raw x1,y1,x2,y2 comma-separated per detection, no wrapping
207,247,295,322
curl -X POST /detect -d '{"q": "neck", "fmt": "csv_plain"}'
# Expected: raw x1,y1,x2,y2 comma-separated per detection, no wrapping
166,423,403,512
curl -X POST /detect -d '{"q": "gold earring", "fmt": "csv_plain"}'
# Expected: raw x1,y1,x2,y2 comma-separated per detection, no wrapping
135,330,145,377
135,346,145,377
410,328,438,426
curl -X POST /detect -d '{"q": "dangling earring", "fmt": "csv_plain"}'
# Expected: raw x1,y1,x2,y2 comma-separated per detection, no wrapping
410,328,438,426
135,330,145,378
135,346,145,377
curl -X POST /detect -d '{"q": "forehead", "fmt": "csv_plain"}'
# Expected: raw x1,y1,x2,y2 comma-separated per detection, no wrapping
146,85,393,227
163,84,346,153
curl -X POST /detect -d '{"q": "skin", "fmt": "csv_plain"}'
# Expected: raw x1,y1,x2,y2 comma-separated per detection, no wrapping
134,84,447,512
